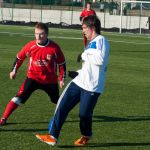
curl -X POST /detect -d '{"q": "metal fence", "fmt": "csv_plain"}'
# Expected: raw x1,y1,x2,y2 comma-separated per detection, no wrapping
1,0,83,9
0,0,112,23
0,0,83,22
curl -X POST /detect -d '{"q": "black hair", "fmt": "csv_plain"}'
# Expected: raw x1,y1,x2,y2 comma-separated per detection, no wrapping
86,2,92,5
82,15,101,34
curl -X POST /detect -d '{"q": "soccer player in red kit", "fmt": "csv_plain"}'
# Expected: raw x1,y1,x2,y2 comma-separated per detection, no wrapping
80,2,96,48
0,22,66,125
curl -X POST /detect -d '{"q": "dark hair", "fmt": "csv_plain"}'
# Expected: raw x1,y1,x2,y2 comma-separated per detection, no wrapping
82,15,101,34
35,22,49,34
86,2,92,5
85,2,92,8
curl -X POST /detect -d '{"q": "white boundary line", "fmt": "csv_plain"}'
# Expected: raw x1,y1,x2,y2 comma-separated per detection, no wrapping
0,31,150,45
109,39,150,45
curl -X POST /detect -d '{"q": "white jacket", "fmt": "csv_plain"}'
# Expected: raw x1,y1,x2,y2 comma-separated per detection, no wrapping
73,35,109,93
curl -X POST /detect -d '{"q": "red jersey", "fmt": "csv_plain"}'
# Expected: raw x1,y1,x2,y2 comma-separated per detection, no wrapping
15,40,66,84
80,9,96,18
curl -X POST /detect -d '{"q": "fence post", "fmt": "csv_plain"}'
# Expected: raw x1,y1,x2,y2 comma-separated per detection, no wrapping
0,1,3,21
120,1,123,33
103,3,106,29
41,0,42,22
12,0,14,21
30,2,31,22
49,0,51,10
139,2,142,34
71,0,73,25
83,0,85,9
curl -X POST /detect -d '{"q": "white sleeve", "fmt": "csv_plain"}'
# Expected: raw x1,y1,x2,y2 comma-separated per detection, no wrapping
81,50,103,65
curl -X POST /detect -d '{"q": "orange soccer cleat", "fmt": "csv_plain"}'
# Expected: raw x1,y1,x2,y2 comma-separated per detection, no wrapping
35,134,57,146
74,136,91,146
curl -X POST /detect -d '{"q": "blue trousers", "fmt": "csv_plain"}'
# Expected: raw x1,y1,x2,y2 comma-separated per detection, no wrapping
48,82,100,139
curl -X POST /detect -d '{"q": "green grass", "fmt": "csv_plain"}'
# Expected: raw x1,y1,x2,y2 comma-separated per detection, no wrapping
0,24,150,150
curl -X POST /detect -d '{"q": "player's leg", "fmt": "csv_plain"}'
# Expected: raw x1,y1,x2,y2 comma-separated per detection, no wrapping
41,83,59,131
42,83,59,104
35,82,81,145
49,82,81,138
74,90,100,146
0,78,37,125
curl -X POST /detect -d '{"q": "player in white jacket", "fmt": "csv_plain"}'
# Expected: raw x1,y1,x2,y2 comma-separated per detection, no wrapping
35,15,110,146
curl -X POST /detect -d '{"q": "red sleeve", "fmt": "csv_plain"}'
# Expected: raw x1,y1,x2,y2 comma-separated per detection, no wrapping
17,42,31,60
12,42,31,73
80,9,86,18
55,45,66,81
58,62,66,82
11,57,24,73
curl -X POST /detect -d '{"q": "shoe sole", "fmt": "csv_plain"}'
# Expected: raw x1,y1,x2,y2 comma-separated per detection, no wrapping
35,135,56,146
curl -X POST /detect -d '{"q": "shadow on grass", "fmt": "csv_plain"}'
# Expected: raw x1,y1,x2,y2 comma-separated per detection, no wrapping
0,121,48,132
1,115,150,127
59,142,150,148
93,115,150,122
5,121,49,125
1,115,150,132
0,128,47,132
65,115,150,123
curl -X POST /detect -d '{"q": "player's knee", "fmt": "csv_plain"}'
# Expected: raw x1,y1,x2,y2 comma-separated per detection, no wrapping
11,97,23,105
79,112,92,119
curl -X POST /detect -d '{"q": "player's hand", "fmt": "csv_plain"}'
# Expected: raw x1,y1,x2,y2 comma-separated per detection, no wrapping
9,71,16,80
59,81,64,88
68,71,78,79
77,53,82,63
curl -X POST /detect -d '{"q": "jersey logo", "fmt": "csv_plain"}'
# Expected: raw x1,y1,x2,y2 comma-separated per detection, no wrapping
47,54,52,60
26,52,29,57
34,60,49,66
86,41,97,50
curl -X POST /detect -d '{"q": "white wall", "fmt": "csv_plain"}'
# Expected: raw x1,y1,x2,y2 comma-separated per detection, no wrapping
0,8,148,30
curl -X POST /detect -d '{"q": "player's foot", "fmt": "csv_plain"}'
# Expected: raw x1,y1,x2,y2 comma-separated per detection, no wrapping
35,134,57,146
0,118,7,125
74,136,91,146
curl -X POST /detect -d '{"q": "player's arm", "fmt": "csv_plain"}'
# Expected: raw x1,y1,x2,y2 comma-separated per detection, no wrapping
55,46,66,88
79,10,85,22
10,57,24,80
10,42,29,80
80,15,85,22
58,62,66,88
80,16,83,22
68,71,78,79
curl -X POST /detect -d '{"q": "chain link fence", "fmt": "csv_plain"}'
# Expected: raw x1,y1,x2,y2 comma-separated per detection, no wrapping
0,0,84,24
1,0,83,10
